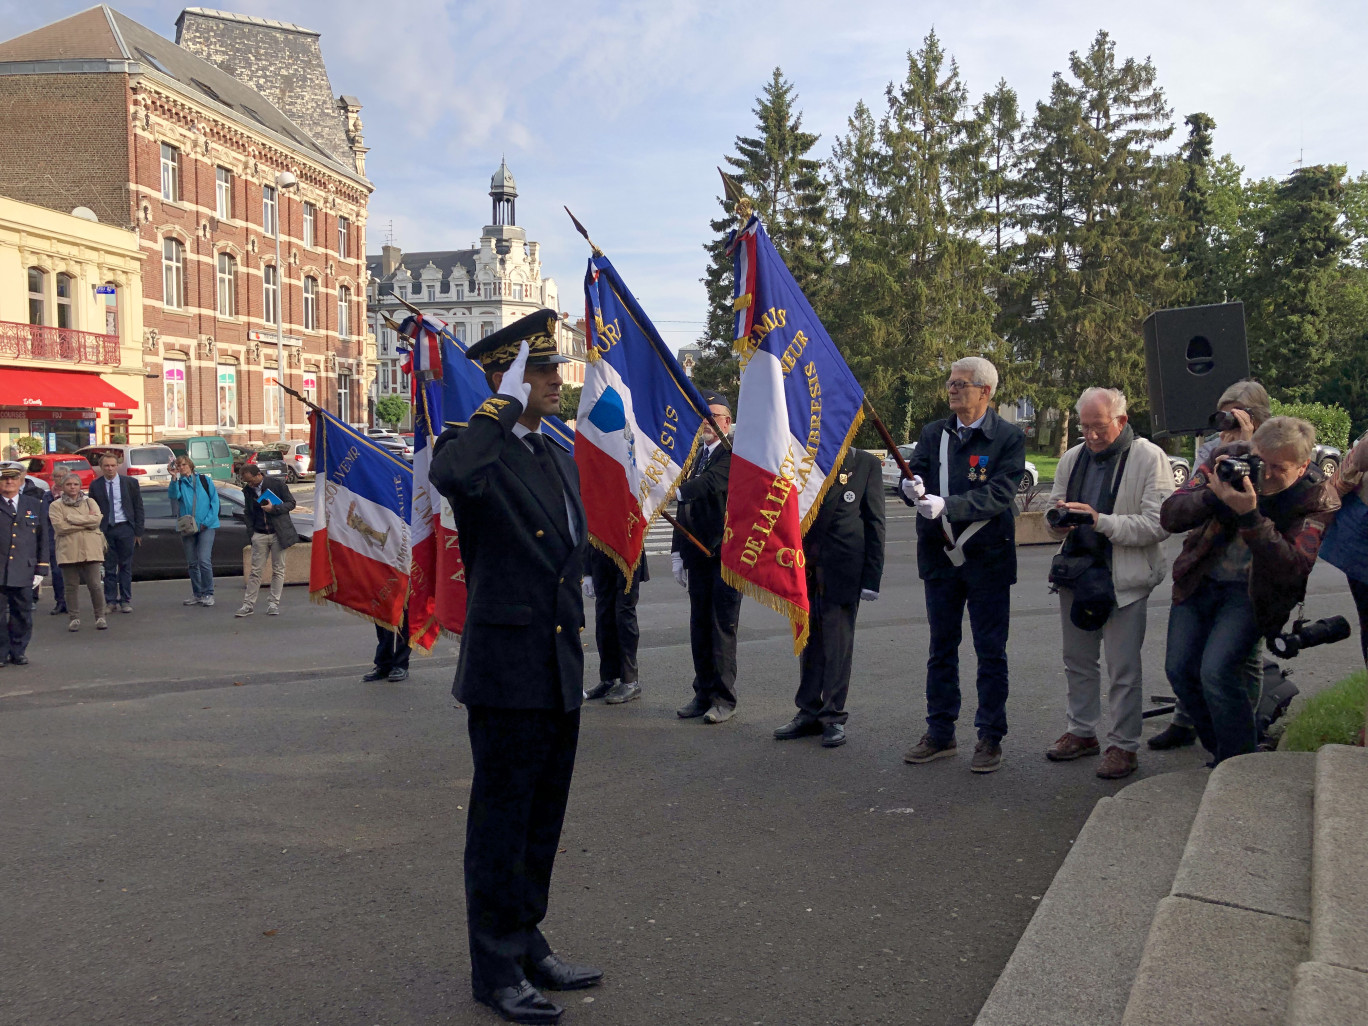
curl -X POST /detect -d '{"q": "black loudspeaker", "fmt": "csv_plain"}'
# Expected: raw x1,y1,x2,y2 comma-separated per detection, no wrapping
1143,302,1249,437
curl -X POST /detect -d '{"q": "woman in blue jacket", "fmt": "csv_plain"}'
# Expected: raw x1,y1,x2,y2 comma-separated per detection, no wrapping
168,455,221,606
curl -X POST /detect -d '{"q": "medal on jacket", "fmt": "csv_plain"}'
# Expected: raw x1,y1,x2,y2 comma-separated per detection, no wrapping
839,472,849,485
843,490,856,503
968,454,982,482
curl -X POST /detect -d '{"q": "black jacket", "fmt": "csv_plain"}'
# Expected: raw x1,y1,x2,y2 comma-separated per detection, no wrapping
243,478,299,548
430,395,589,712
672,441,730,569
905,407,1026,582
0,492,50,587
803,449,885,605
88,474,145,536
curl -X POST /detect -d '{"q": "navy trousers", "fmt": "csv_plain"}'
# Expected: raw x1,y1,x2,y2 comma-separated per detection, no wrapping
1,584,35,662
923,573,1011,743
102,522,137,604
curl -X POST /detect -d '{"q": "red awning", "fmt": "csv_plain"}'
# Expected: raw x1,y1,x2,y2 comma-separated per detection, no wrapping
0,368,138,411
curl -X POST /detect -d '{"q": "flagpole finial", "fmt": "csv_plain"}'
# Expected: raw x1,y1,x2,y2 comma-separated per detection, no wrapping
717,167,753,224
564,206,603,257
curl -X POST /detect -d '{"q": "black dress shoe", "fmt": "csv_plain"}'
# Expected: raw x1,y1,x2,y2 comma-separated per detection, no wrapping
50,604,68,615
525,953,603,991
1148,723,1197,750
10,655,29,666
584,679,615,700
361,668,384,682
821,723,847,748
676,695,711,718
473,980,563,1024
773,715,822,740
386,668,409,682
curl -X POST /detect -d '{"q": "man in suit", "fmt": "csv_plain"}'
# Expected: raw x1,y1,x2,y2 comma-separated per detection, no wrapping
773,448,886,748
900,357,1026,774
0,464,50,666
671,390,741,724
88,453,144,613
234,463,297,617
430,309,600,1025
583,549,649,704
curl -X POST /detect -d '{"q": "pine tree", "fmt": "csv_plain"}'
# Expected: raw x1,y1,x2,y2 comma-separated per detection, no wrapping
976,78,1023,263
1171,112,1224,304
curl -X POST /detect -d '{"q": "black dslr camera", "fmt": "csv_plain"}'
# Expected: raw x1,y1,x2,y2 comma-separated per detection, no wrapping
1046,507,1093,529
1209,410,1242,432
1215,453,1264,488
1270,616,1352,658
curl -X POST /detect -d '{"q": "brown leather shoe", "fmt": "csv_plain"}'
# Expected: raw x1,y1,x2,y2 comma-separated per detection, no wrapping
1097,746,1138,779
1045,732,1101,762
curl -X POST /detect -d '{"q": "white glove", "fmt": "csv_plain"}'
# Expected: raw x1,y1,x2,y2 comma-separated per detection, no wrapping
916,494,946,519
32,575,43,590
581,577,595,599
498,339,532,406
860,589,879,601
899,475,926,501
671,552,688,589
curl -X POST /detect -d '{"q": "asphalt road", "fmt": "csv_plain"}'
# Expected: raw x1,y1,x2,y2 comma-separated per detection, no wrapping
2,515,1363,1026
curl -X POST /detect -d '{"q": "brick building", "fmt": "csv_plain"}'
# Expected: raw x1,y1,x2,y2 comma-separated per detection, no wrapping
0,6,373,445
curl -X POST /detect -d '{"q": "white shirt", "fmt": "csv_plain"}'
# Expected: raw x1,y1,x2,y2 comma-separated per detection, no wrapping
512,422,579,543
106,475,125,524
955,411,987,433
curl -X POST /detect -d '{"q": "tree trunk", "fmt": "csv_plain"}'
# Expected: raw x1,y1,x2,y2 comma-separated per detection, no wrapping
1055,407,1071,458
1033,403,1050,452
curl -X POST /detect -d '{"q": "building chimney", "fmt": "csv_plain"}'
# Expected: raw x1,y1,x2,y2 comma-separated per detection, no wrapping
382,245,402,277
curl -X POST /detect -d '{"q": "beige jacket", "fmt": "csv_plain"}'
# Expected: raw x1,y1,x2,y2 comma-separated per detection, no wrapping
48,496,106,565
1049,436,1174,607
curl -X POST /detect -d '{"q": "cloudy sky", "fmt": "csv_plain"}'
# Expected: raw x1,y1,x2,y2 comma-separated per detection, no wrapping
7,1,1366,352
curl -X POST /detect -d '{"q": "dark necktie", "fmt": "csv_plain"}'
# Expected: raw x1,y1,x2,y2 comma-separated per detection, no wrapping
5,499,14,517
958,426,973,445
526,433,565,502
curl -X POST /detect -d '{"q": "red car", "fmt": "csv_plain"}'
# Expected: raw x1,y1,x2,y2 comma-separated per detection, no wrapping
24,453,97,488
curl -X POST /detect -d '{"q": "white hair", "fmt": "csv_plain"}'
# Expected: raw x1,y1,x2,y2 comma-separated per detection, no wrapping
1075,387,1128,419
951,357,998,395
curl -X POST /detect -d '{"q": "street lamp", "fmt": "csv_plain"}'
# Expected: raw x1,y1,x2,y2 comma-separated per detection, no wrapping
274,170,298,443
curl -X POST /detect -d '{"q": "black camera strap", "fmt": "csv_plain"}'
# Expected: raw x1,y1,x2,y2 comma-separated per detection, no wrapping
1061,439,1132,562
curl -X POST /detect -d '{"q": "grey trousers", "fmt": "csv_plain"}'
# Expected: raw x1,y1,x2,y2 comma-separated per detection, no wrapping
1060,591,1150,752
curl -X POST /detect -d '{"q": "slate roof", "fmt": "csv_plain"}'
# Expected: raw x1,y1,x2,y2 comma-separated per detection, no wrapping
367,250,479,289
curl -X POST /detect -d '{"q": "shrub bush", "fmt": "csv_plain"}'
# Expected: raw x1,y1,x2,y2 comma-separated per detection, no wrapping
1269,400,1351,450
14,435,43,456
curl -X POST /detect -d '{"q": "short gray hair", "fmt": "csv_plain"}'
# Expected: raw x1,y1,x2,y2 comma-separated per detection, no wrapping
1217,379,1271,427
1076,387,1128,419
1253,416,1316,464
51,463,71,480
950,357,998,396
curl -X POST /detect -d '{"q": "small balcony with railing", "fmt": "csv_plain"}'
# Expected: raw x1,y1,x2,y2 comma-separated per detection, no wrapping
0,320,122,366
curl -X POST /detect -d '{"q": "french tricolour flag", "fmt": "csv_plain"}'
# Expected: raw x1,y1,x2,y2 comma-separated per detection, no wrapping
406,376,444,650
308,409,413,632
722,216,865,653
575,253,709,578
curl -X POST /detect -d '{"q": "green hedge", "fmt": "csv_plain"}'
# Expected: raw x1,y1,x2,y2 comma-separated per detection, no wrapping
1279,671,1366,752
1269,400,1351,450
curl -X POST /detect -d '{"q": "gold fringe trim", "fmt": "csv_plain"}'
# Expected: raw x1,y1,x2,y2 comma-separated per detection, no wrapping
308,583,408,634
733,294,752,311
721,564,810,656
800,405,866,537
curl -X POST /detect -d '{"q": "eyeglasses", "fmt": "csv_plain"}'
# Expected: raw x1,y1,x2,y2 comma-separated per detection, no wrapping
946,380,984,392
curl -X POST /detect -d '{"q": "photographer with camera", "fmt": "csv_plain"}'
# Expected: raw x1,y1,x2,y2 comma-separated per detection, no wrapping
1161,417,1340,765
1044,388,1173,779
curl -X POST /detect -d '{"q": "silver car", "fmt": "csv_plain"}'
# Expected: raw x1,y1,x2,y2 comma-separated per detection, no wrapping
76,443,175,485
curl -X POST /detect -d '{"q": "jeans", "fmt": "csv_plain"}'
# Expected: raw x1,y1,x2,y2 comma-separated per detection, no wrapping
102,522,137,604
1164,578,1262,764
924,573,1011,743
181,527,216,598
1349,576,1368,666
242,532,285,608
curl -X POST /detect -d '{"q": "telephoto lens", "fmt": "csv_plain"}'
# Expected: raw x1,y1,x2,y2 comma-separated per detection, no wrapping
1046,507,1093,529
1269,616,1352,658
1215,454,1263,488
1209,410,1240,432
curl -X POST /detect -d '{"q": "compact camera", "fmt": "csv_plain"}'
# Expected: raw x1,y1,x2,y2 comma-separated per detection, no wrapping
1046,507,1094,529
1215,453,1264,488
1269,616,1352,659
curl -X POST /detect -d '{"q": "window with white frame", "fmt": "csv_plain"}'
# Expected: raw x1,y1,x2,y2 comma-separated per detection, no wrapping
27,267,45,325
302,371,317,407
303,277,317,331
480,321,493,339
216,254,236,317
379,363,390,393
55,273,74,329
302,202,315,248
263,369,280,431
164,359,187,430
215,167,232,219
337,216,350,259
263,264,279,325
217,364,238,429
162,238,185,308
160,143,180,201
262,184,278,235
337,285,351,339
337,373,352,422
512,283,523,301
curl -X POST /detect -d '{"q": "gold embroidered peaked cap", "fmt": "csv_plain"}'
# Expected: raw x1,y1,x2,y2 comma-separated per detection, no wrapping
464,308,570,371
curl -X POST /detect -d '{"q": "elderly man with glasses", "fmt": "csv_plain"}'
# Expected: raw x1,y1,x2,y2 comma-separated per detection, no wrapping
898,357,1026,773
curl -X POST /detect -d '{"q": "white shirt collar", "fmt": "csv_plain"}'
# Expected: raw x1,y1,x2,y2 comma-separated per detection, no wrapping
955,411,987,432
511,421,542,440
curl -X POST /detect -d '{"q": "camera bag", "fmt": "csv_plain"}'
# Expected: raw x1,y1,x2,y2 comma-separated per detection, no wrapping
1048,441,1132,630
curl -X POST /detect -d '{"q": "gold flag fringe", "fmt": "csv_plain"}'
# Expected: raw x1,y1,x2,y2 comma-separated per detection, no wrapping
721,564,811,656
800,404,866,537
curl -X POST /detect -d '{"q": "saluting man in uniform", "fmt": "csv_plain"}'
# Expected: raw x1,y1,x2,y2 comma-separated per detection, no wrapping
0,464,50,667
430,310,601,1025
773,447,885,748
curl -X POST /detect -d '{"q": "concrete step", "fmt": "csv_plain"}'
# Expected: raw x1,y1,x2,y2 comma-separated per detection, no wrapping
1121,752,1316,1026
973,769,1208,1026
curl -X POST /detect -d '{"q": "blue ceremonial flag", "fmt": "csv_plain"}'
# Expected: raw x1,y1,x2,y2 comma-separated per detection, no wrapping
575,253,711,576
439,338,575,452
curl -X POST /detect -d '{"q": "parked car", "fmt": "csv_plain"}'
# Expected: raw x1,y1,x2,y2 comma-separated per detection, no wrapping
156,435,235,481
23,453,96,488
1313,444,1342,479
880,441,1038,494
234,445,292,484
131,483,313,581
372,435,413,461
1168,455,1191,487
76,444,175,484
274,440,313,481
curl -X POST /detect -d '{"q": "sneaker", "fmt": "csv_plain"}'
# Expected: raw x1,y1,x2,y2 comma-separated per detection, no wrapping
200,596,215,607
604,680,641,704
971,739,1004,774
234,605,253,618
68,618,80,632
266,603,280,616
119,602,133,614
703,702,736,724
584,680,616,700
184,597,202,606
94,617,108,630
1097,746,1139,780
904,734,957,764
1147,723,1197,750
1045,732,1100,762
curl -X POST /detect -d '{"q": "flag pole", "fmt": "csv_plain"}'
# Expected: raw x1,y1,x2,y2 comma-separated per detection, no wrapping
661,510,711,559
863,398,915,481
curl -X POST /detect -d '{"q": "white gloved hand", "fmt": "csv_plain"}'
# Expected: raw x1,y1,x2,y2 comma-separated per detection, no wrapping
581,577,595,599
671,552,688,589
497,339,532,406
32,575,43,590
860,589,879,601
899,475,926,502
916,494,946,520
